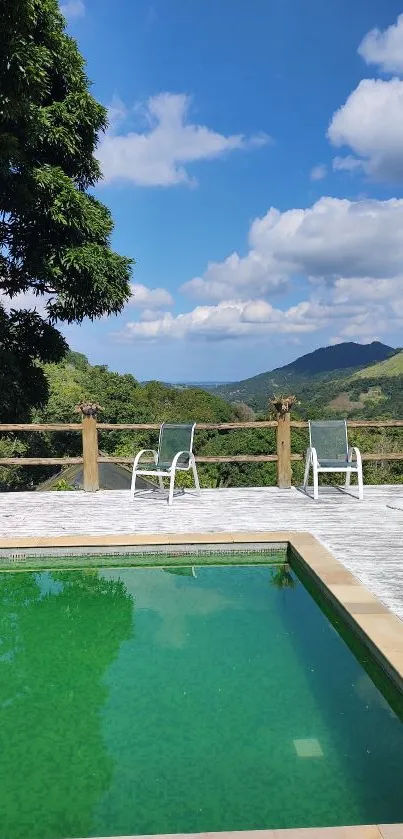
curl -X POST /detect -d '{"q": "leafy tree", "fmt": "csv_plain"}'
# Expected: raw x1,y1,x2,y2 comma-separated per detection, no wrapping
0,0,132,420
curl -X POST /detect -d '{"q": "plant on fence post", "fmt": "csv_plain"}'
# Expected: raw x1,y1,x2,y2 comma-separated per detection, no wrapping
269,395,299,417
0,0,132,421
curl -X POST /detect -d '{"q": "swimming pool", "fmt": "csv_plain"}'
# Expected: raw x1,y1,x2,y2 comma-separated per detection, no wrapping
0,558,402,838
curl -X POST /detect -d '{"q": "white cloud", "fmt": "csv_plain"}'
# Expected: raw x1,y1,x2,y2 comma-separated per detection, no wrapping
182,197,403,302
183,250,287,302
139,308,168,322
310,164,327,181
114,272,403,347
113,299,333,343
332,155,364,173
98,93,269,186
332,276,403,304
358,13,403,73
60,0,85,20
117,279,403,345
129,283,173,309
328,78,403,181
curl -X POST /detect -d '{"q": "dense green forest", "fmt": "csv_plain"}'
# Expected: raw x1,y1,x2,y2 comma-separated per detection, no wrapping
2,345,403,492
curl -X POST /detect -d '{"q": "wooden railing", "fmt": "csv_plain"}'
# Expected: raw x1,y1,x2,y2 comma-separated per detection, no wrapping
1,413,403,491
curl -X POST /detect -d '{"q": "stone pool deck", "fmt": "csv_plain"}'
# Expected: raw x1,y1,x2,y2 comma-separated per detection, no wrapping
1,484,403,618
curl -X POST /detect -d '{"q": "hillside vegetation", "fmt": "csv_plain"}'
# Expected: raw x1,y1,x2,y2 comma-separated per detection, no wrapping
292,351,403,421
213,341,395,411
351,350,403,380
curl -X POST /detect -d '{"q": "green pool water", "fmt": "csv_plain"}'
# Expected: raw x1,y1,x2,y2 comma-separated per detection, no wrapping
1,561,403,839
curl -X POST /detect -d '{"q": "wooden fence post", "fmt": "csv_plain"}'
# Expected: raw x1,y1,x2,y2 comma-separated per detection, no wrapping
276,411,292,488
80,404,100,492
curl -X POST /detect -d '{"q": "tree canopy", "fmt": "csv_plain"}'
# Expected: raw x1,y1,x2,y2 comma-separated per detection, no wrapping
0,0,132,419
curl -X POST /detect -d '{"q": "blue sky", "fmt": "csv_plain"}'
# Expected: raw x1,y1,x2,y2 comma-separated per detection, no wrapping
58,0,403,381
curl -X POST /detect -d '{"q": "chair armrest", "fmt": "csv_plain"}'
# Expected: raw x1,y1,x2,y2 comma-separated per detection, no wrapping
171,450,192,470
133,449,158,469
348,446,362,467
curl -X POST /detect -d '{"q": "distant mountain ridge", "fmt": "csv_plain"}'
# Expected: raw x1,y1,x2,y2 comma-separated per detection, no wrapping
213,341,396,410
276,341,395,375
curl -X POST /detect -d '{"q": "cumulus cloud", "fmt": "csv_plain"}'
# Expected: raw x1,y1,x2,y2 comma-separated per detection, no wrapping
60,0,85,20
129,283,173,309
113,299,334,343
98,93,269,186
358,13,403,73
183,250,287,302
310,164,327,181
182,197,403,302
113,278,403,346
328,78,403,181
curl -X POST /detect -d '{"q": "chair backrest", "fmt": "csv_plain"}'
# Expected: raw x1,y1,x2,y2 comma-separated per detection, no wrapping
309,420,348,462
157,423,196,468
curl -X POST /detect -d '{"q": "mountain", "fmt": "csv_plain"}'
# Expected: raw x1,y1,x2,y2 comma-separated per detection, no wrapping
214,341,396,410
275,341,395,376
306,349,403,419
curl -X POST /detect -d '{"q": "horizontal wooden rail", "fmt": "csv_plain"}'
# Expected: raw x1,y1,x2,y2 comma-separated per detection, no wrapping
287,453,403,462
362,452,403,461
1,419,402,432
0,423,82,432
98,455,279,464
97,421,278,430
291,420,403,428
0,457,83,466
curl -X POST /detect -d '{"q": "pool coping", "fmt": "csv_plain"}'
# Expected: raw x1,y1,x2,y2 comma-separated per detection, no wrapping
75,828,403,839
1,530,403,839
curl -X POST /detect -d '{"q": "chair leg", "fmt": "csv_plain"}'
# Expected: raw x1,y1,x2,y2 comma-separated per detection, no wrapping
168,468,176,506
303,453,310,491
191,456,201,495
313,466,319,500
345,467,351,491
357,466,364,501
130,469,137,501
157,473,164,492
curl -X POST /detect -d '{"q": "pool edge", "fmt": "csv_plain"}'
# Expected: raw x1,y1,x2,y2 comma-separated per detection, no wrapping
289,532,403,694
73,826,402,839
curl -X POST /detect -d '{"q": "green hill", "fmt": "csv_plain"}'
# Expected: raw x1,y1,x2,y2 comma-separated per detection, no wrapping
351,350,403,380
214,341,396,411
296,350,403,420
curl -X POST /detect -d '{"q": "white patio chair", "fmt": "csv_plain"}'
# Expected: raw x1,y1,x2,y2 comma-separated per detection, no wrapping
303,419,363,501
130,422,200,506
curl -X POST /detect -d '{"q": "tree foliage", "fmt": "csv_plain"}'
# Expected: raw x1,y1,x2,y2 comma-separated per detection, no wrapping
0,0,132,419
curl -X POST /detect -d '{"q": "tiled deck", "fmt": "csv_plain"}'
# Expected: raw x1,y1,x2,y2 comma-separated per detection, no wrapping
1,484,403,619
